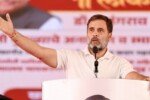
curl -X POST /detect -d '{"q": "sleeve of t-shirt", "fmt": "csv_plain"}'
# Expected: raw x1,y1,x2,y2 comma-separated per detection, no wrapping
56,49,67,69
120,58,135,78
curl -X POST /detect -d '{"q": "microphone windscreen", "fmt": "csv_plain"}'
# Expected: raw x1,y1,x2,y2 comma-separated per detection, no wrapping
92,46,98,53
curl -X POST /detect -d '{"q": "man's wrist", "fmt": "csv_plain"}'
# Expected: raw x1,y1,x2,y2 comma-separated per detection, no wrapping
10,30,19,42
9,30,17,39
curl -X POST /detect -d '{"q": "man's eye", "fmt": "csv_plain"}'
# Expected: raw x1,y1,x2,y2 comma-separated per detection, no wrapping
98,29,103,33
90,29,93,31
89,28,94,32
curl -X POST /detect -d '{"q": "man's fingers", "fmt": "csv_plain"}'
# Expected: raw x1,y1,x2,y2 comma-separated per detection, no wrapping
6,13,12,23
0,17,5,23
0,17,5,28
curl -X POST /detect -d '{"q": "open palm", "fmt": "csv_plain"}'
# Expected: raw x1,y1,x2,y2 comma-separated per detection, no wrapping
0,13,14,37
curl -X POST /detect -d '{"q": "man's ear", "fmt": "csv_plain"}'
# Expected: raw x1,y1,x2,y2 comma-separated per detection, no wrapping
108,33,112,38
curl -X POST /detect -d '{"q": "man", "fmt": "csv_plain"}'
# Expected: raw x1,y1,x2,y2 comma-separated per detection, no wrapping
0,0,61,30
0,13,149,80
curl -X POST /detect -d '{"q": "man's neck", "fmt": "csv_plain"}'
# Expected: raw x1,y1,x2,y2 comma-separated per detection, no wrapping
89,47,107,59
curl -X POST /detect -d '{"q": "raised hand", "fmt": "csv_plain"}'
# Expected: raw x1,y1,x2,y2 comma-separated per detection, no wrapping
0,13,14,37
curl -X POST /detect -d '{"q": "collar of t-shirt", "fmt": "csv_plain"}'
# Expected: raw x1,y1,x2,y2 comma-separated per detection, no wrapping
83,47,113,60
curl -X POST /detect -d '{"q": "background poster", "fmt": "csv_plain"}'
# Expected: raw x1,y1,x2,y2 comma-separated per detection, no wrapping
0,0,149,99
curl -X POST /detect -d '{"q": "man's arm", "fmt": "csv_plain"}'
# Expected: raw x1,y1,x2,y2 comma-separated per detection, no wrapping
0,14,57,68
125,71,150,81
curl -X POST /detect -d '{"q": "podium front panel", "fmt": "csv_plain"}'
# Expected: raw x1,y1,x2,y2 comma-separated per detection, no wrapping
42,79,150,100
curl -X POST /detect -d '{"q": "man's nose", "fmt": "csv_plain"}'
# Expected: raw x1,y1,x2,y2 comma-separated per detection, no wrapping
93,31,98,37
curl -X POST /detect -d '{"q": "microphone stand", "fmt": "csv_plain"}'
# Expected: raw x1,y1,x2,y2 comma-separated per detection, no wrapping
92,46,99,78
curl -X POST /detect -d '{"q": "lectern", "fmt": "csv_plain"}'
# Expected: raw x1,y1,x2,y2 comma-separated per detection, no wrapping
42,79,150,100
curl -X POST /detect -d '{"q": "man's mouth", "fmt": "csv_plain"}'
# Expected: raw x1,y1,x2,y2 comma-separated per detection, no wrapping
91,41,100,47
92,40,98,42
91,37,99,41
91,38,99,43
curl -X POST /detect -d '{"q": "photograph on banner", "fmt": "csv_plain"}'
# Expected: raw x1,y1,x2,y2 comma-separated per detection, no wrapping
0,0,61,30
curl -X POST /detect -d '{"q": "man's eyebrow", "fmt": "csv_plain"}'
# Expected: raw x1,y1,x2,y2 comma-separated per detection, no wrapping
98,27,104,30
89,27,94,29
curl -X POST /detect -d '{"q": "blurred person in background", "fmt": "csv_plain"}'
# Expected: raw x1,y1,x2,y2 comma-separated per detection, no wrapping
85,94,110,100
0,0,61,30
0,94,12,100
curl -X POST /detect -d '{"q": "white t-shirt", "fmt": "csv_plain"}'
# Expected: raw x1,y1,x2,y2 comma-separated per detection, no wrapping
57,48,134,79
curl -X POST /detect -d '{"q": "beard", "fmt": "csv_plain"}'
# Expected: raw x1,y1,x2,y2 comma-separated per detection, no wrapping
88,37,108,51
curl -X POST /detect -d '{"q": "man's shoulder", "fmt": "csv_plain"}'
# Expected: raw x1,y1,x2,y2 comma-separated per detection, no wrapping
111,53,131,64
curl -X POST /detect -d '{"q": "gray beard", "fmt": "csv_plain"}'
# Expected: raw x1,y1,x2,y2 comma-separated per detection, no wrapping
88,43,103,51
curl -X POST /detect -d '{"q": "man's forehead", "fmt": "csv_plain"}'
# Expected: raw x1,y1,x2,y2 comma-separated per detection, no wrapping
89,20,106,25
88,25,105,29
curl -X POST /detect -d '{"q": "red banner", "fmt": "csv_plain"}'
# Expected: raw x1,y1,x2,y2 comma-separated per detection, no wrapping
29,0,150,11
5,88,41,100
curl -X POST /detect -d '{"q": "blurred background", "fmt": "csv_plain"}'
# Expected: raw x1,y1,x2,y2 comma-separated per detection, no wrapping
0,0,150,100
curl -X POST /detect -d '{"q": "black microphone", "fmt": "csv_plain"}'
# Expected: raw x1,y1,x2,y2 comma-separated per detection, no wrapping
94,60,98,73
92,46,99,78
92,46,99,54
